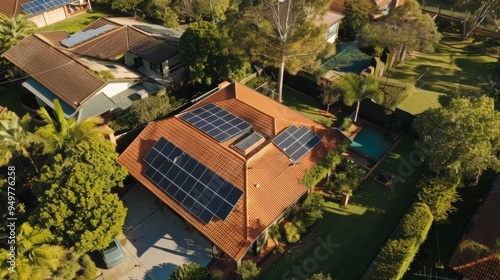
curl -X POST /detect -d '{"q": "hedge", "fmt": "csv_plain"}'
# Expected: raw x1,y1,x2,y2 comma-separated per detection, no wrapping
301,140,350,189
367,203,433,280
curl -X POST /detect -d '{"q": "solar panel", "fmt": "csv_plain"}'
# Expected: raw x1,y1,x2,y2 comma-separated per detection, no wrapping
180,103,252,142
60,25,117,48
143,137,243,224
22,0,74,15
272,125,322,163
234,132,264,154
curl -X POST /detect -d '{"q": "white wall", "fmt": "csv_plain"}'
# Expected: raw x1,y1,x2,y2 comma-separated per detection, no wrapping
326,22,340,43
44,7,67,26
101,81,138,98
124,52,136,66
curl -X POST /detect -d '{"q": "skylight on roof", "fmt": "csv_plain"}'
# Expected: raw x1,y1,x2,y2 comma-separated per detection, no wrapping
60,24,117,48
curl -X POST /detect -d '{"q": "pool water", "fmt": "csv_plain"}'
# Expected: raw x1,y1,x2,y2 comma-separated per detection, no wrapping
350,127,393,160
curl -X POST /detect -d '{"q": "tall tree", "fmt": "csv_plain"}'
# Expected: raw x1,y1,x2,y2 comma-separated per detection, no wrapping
36,99,110,153
0,13,37,53
0,110,41,172
239,0,332,102
335,73,383,122
111,0,145,17
180,21,250,85
413,96,500,184
31,137,128,254
0,222,64,280
359,0,441,65
343,0,374,39
459,0,500,39
177,0,231,22
417,176,462,222
318,78,342,113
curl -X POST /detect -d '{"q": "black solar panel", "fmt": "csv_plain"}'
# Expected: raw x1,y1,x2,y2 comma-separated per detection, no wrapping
272,125,322,163
143,137,243,224
234,132,264,153
180,103,252,142
22,0,74,15
60,25,117,48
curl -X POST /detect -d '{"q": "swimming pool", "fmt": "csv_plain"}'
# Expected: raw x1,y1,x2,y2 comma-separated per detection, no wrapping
350,127,393,160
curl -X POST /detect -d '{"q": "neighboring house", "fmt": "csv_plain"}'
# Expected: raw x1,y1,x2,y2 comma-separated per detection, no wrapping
2,17,184,121
448,175,500,280
0,0,92,27
319,11,344,43
330,0,407,19
117,82,345,266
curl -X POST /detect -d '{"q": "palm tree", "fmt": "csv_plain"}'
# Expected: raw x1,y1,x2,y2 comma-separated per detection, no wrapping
0,222,64,280
169,263,210,280
0,13,37,52
0,110,40,172
459,238,500,260
335,73,384,122
36,99,110,152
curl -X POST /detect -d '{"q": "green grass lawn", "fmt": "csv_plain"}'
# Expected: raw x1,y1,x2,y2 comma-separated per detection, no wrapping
39,10,111,33
390,35,500,114
282,86,340,127
262,138,422,280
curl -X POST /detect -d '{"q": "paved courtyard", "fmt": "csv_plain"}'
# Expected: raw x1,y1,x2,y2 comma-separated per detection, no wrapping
101,185,212,280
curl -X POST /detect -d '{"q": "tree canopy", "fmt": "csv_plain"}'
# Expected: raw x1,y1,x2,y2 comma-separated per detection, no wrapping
179,21,250,85
238,0,332,102
31,137,128,254
335,73,383,122
359,0,441,64
343,0,374,39
413,96,500,184
0,13,37,54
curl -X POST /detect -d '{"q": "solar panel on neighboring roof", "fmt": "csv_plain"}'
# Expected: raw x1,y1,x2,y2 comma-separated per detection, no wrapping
143,137,243,224
60,25,117,48
234,132,264,154
272,125,322,163
180,103,252,142
22,0,74,15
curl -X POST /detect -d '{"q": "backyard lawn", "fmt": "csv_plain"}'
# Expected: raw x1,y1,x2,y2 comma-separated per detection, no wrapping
390,34,500,114
282,86,341,127
39,10,111,33
262,138,422,280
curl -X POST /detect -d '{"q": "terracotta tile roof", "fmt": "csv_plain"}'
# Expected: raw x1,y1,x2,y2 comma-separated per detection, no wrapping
449,177,500,280
2,34,105,109
117,82,346,261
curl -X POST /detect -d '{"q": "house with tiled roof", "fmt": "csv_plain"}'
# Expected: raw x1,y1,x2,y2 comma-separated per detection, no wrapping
117,81,345,265
2,17,184,121
1,0,91,27
448,175,500,280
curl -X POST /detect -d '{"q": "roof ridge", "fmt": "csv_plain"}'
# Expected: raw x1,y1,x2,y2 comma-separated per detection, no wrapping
452,254,498,270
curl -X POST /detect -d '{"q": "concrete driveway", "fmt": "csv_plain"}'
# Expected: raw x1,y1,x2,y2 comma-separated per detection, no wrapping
101,185,212,280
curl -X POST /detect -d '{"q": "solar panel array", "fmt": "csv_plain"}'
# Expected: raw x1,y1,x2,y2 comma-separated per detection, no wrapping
143,137,243,224
60,25,116,48
234,132,264,154
22,0,74,15
180,103,252,142
272,125,322,163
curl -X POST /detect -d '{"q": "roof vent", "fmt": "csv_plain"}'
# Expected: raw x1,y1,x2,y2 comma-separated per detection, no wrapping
136,89,148,100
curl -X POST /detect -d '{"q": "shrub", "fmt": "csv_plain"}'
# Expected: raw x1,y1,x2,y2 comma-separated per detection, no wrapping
284,222,301,244
299,193,325,227
367,203,433,280
342,117,352,131
301,140,350,189
77,254,98,280
210,269,225,280
379,82,412,110
236,260,260,280
307,272,333,280
54,254,80,279
169,263,210,280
